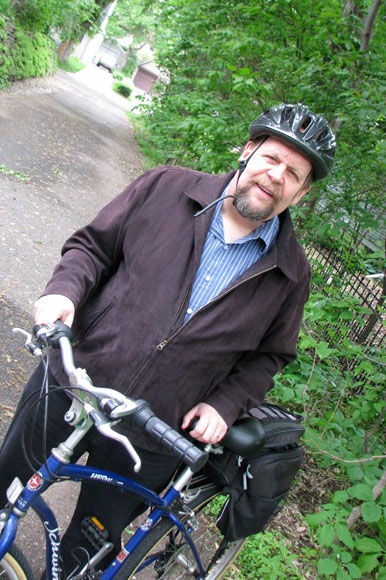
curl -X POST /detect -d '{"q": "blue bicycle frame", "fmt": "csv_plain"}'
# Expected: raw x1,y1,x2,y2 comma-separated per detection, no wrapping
0,456,206,580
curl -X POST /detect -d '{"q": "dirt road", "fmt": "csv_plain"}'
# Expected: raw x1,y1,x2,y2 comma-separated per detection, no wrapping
0,65,144,575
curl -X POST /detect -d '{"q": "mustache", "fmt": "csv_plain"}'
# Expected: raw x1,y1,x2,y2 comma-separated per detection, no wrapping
236,179,280,200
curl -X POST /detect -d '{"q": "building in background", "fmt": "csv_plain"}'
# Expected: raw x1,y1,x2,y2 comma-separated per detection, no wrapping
132,60,160,93
74,1,117,66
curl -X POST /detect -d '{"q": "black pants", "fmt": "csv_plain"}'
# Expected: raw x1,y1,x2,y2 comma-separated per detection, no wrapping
0,363,180,573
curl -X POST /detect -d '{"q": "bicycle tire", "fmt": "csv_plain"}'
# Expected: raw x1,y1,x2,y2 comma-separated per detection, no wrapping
0,544,34,580
116,480,246,579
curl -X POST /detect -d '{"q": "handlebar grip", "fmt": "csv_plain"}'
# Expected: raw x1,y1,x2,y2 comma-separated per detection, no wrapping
130,401,208,473
33,321,73,347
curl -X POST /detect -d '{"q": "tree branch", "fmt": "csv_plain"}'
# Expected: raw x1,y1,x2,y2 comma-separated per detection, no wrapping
363,391,386,454
305,435,386,464
346,470,386,529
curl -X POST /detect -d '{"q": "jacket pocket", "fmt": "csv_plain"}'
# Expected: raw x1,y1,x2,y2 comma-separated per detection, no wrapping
74,298,117,345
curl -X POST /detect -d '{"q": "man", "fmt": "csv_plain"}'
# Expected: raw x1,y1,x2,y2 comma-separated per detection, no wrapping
0,103,336,571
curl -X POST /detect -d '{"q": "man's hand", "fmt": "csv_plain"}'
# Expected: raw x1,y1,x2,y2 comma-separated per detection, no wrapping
33,294,75,327
182,402,228,444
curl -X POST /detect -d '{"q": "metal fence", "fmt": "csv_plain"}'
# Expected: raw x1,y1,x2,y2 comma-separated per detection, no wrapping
306,245,385,350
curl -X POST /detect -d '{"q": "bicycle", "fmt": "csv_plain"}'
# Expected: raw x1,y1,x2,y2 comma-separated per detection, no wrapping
0,322,265,580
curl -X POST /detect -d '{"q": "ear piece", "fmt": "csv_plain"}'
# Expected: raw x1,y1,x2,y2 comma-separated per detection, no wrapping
238,159,248,172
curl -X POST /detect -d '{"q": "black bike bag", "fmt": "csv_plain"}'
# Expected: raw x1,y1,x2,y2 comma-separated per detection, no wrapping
203,403,305,541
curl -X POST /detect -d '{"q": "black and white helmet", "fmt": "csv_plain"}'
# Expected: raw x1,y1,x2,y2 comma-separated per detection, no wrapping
248,103,336,181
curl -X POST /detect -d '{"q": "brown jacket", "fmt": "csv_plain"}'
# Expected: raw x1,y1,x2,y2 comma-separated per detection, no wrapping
44,165,311,448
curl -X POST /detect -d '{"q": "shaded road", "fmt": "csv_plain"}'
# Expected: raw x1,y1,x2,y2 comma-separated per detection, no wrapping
0,65,144,575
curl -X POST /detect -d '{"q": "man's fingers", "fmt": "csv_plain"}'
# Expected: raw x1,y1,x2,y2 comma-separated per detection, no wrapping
33,294,75,327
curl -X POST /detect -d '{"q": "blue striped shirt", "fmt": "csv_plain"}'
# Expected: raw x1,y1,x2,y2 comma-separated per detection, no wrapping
185,197,279,321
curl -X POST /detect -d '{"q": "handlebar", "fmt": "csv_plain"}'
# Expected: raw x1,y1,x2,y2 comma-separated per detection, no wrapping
13,322,208,473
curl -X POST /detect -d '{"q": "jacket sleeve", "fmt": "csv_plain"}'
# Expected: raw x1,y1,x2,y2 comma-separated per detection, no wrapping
41,167,170,308
203,270,310,426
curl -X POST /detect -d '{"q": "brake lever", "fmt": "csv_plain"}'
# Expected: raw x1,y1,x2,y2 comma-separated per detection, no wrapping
13,328,43,357
84,403,142,472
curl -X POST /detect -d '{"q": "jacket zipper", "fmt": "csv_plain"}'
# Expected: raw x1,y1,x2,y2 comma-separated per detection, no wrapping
126,280,193,391
157,279,193,351
156,265,277,351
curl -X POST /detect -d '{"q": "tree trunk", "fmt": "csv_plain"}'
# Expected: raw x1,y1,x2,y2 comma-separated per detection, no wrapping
361,0,383,52
57,40,75,62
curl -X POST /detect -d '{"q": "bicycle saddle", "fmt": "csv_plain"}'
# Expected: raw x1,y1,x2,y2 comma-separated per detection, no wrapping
222,416,266,459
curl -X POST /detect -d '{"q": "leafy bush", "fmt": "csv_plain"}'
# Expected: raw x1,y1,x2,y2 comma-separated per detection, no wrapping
0,15,56,88
112,80,132,99
271,284,386,579
57,56,85,73
0,0,12,12
6,0,105,43
121,51,138,77
305,479,386,579
236,531,304,579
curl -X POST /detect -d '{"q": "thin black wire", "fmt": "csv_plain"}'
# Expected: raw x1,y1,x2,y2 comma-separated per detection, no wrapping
25,345,50,469
17,345,86,483
21,388,72,483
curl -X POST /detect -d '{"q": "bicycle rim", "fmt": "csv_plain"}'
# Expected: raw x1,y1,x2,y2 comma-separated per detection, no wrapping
116,479,245,580
0,545,34,580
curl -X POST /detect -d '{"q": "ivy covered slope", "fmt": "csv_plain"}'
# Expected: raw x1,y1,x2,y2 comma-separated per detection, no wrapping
0,15,56,88
0,0,109,89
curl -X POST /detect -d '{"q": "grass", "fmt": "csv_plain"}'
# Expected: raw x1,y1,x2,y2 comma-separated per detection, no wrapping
0,164,29,180
57,56,85,73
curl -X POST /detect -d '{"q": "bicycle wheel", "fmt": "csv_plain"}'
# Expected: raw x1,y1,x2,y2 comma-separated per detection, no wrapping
116,477,246,580
0,544,34,580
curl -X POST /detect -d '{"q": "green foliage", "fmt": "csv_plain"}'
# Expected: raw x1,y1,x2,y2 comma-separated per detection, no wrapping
136,0,385,253
121,52,138,77
275,288,385,452
272,281,385,579
112,70,123,81
0,0,12,12
304,479,386,579
234,531,304,579
107,0,153,44
132,24,386,580
0,164,29,180
0,15,56,88
106,0,154,81
0,0,106,87
57,56,85,73
112,79,132,98
5,0,106,42
203,497,306,578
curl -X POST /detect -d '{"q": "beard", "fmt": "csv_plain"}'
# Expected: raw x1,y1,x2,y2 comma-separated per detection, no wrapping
233,181,278,223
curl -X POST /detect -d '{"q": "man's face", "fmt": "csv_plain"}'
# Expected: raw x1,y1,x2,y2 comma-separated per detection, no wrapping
234,137,313,223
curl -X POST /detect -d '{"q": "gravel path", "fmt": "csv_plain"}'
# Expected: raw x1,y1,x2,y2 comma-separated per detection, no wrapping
0,65,145,576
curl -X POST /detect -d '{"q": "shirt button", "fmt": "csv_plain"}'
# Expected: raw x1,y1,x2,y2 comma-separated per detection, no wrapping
187,308,193,314
223,244,228,250
205,275,211,282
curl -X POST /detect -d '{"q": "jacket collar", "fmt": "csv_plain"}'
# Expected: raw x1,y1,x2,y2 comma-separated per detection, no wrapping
267,209,303,283
182,170,236,211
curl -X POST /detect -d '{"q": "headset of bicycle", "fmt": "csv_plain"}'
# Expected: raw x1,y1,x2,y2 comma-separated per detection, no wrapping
240,103,337,182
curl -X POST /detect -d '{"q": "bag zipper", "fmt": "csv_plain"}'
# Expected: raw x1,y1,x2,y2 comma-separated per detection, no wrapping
156,265,277,351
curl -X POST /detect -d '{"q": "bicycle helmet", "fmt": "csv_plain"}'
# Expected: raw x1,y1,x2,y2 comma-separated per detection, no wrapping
248,103,336,181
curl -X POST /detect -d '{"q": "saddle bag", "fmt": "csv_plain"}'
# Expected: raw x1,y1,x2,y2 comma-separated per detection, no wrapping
204,403,305,542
